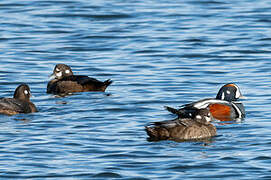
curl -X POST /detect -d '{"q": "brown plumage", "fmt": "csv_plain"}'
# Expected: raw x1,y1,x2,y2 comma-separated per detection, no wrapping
0,84,38,116
145,108,216,141
47,64,113,95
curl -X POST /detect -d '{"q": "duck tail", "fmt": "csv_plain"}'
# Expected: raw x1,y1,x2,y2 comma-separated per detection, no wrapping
165,106,194,118
164,106,179,114
104,79,113,87
145,126,170,140
145,126,158,138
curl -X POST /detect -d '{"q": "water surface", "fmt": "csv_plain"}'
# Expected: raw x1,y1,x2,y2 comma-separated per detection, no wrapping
0,0,271,179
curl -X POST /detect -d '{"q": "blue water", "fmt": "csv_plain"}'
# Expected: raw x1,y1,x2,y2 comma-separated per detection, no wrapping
0,0,271,179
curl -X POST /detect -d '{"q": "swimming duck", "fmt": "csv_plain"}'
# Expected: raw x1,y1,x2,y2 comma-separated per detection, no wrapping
0,84,38,115
165,83,245,121
145,108,216,141
47,64,113,95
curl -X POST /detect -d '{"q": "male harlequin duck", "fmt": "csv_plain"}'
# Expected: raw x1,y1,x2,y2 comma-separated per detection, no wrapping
145,108,216,141
47,64,113,94
0,84,38,115
165,83,245,121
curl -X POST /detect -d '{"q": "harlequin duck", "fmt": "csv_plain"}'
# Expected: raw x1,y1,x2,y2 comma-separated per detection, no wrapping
0,84,38,115
165,83,245,121
47,64,113,94
145,108,216,141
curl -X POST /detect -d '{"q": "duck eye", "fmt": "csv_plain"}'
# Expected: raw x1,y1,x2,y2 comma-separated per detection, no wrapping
24,90,28,95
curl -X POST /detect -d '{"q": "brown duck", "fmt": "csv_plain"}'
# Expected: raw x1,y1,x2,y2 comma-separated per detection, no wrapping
0,84,38,115
145,108,216,141
47,64,113,95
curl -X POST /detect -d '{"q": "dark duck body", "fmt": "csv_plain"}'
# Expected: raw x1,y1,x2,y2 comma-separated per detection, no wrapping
0,84,37,115
47,64,113,94
165,83,245,121
145,108,216,141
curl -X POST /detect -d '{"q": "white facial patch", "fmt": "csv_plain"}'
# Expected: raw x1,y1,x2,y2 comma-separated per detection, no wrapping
226,90,230,95
196,115,202,119
56,68,60,71
24,90,28,95
56,71,62,77
235,85,241,98
65,70,70,74
189,113,192,117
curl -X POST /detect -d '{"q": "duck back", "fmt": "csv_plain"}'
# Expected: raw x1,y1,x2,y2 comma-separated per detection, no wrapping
47,75,112,94
145,118,216,141
0,98,37,115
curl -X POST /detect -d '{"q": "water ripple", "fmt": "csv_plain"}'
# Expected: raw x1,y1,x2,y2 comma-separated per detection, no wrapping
0,0,271,179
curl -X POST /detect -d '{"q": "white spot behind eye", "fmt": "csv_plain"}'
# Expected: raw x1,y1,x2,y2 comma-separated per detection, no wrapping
226,90,230,94
189,113,192,117
65,70,70,74
221,92,225,100
24,90,28,95
196,115,202,119
205,116,211,122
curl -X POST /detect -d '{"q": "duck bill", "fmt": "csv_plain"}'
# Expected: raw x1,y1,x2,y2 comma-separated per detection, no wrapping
238,93,247,99
49,73,56,80
239,95,246,99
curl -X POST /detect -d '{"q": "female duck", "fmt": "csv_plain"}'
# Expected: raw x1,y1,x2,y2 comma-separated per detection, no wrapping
145,108,216,141
47,64,113,95
0,84,37,115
